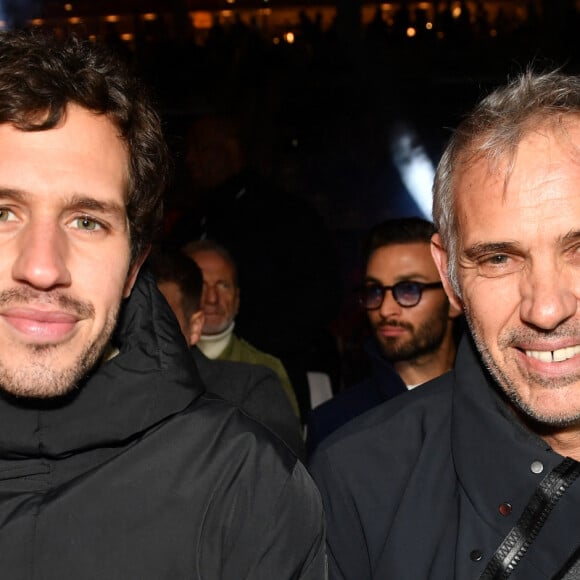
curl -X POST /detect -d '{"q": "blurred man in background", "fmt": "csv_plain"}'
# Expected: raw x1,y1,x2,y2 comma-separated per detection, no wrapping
307,217,462,453
183,239,301,417
149,247,305,458
170,111,341,421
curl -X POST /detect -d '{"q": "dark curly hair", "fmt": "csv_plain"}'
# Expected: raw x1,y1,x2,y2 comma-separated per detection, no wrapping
0,30,169,264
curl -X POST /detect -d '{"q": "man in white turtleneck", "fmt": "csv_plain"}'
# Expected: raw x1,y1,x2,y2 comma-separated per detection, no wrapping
182,239,300,417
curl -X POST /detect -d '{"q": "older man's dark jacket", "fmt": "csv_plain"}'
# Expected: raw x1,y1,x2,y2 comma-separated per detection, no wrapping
310,336,580,579
0,270,326,579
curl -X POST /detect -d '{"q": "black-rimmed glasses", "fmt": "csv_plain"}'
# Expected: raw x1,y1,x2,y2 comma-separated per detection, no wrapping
356,281,444,309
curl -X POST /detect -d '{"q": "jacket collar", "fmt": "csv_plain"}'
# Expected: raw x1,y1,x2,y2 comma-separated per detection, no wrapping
0,269,203,459
451,336,563,531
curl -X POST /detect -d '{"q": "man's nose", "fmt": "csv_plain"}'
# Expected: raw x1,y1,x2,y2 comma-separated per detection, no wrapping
203,284,218,304
519,262,577,331
378,289,403,318
11,220,71,290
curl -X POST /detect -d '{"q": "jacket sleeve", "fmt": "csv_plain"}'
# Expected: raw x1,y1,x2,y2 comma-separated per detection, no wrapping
200,440,327,579
241,365,306,461
309,447,371,580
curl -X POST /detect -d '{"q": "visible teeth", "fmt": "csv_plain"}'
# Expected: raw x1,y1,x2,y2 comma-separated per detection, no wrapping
527,350,553,362
526,345,580,362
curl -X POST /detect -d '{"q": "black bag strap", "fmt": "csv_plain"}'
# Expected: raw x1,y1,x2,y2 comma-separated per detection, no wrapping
552,544,580,580
479,457,580,580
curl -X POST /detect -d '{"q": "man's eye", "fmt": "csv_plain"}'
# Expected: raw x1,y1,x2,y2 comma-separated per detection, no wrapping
365,285,383,298
73,216,101,231
487,254,509,265
476,254,522,277
0,208,15,222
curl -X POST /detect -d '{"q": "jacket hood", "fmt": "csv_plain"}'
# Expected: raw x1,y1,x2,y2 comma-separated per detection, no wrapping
0,268,203,459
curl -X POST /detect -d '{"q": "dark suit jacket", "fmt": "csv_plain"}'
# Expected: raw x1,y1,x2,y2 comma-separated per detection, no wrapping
192,347,305,460
306,339,405,457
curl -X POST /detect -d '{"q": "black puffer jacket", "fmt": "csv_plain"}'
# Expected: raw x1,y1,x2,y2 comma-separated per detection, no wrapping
0,270,326,579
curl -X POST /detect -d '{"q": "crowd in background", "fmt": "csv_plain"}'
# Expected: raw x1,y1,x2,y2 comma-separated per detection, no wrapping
7,0,580,414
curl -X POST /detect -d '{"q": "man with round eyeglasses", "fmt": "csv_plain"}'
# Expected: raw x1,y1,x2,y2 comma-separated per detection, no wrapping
306,217,462,454
359,279,444,310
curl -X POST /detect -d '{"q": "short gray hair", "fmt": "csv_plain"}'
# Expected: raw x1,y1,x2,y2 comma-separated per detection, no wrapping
433,68,580,294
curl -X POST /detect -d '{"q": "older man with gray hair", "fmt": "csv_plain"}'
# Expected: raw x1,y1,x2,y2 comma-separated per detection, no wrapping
310,69,580,579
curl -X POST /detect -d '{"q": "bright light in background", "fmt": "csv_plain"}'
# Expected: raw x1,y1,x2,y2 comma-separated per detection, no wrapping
389,123,436,219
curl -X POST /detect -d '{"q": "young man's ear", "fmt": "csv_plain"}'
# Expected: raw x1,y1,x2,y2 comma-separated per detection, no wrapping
188,310,205,346
123,246,150,298
431,233,463,314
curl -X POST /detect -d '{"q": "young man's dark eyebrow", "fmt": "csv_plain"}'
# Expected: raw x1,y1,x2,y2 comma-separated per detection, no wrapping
66,195,126,220
560,230,580,245
364,275,382,285
364,272,432,284
0,189,126,218
0,187,26,202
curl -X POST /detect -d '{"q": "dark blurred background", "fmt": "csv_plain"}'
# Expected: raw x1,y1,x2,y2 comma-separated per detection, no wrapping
7,0,580,393
10,1,580,225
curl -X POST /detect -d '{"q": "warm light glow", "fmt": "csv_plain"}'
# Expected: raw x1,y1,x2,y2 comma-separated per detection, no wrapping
220,10,233,17
452,6,462,18
31,18,44,26
381,3,393,9
284,31,295,43
192,11,213,29
121,33,134,41
273,36,280,44
0,20,6,30
417,2,430,9
105,15,120,23
490,29,498,37
68,17,81,24
64,3,73,11
258,8,272,15
437,31,444,39
426,21,433,30
226,0,236,4
406,26,416,38
142,13,157,21
88,35,97,42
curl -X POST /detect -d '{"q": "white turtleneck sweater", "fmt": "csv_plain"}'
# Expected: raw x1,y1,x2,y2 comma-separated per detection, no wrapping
197,322,235,360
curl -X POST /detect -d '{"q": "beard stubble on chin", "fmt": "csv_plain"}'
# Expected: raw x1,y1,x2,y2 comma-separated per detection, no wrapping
0,287,119,399
466,313,580,428
376,300,450,362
